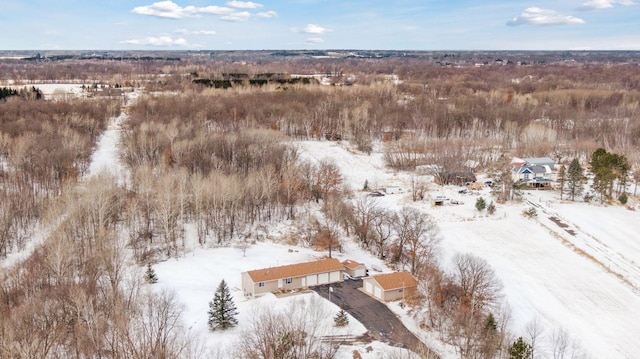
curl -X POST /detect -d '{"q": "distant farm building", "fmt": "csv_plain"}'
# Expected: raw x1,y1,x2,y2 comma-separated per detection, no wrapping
434,171,477,186
242,258,343,298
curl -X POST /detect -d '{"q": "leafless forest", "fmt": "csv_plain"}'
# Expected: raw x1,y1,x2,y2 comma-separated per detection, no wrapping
1,51,639,358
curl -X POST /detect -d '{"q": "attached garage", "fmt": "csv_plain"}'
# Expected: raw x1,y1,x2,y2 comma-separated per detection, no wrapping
329,271,341,282
242,258,344,298
318,272,329,284
306,274,317,286
374,286,383,300
365,281,373,294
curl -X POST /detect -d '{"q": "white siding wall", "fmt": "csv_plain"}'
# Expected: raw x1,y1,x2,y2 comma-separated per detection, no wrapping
318,272,329,284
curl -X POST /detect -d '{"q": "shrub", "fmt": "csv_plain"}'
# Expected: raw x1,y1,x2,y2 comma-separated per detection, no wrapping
522,207,537,218
619,192,628,205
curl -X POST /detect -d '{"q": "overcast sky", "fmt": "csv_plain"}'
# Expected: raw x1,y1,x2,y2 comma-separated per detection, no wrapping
1,0,639,50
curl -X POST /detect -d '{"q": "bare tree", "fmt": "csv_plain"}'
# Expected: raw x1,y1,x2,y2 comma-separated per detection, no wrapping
371,209,393,259
550,328,569,359
351,196,381,249
452,253,503,315
236,296,337,359
526,316,546,359
393,207,440,276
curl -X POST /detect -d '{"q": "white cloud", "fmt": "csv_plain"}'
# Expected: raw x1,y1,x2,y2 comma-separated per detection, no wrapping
303,24,329,34
196,5,236,15
578,0,636,10
507,7,586,26
227,1,263,9
121,36,188,46
132,1,233,19
221,11,251,22
305,37,324,44
175,29,217,35
256,10,278,18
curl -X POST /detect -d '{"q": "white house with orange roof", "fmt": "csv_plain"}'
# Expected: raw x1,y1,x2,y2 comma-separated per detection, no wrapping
362,271,419,301
241,258,344,298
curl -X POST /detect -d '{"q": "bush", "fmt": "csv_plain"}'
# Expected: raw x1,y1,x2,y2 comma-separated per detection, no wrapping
619,192,628,205
522,207,537,218
487,201,496,215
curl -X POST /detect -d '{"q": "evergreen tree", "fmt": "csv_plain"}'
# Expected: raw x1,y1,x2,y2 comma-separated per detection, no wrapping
589,148,630,202
566,158,585,201
509,337,533,359
619,192,628,205
334,308,349,327
475,197,487,212
557,164,566,200
145,263,158,284
208,279,238,331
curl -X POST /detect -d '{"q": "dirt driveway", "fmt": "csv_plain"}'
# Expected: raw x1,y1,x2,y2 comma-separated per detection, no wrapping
312,279,439,358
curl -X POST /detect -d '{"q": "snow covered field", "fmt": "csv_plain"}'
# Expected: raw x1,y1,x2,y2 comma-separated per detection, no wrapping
82,126,640,358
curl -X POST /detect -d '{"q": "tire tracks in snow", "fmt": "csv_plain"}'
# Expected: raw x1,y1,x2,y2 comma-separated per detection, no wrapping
527,200,640,295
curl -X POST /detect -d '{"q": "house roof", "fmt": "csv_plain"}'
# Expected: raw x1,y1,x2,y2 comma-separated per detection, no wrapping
342,259,365,270
523,157,554,165
246,258,343,283
514,164,551,175
371,271,419,291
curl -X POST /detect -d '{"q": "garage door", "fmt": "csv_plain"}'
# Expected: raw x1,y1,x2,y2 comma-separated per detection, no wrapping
374,286,382,300
365,281,373,294
329,271,341,282
318,272,329,284
306,275,317,286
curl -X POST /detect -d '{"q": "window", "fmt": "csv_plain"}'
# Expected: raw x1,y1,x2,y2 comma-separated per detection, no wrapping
285,277,293,284
258,282,265,287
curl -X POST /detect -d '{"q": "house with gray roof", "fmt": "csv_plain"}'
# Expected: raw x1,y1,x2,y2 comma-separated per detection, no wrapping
512,157,555,188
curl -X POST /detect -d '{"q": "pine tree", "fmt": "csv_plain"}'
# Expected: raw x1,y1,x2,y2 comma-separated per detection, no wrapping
145,263,158,284
208,279,238,331
566,158,585,201
475,197,487,211
509,337,532,359
557,164,566,200
334,308,349,327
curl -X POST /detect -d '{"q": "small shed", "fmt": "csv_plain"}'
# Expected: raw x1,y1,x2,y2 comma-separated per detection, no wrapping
342,259,366,278
362,271,419,302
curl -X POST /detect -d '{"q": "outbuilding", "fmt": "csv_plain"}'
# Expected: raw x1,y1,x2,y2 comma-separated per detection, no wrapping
362,271,419,302
342,259,367,278
242,258,343,298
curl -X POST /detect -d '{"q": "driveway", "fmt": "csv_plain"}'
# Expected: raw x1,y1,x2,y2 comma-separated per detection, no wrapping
311,279,439,358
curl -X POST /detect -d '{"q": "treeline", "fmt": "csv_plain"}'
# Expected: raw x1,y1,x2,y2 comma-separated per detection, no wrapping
133,63,640,165
0,86,43,100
